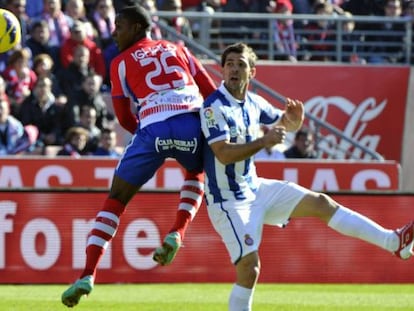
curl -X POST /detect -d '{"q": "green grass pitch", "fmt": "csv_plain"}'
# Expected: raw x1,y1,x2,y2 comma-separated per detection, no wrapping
0,283,413,310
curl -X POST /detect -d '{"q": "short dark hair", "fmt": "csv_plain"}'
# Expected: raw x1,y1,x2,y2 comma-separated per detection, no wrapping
295,128,313,141
118,5,152,31
30,20,48,33
221,42,258,68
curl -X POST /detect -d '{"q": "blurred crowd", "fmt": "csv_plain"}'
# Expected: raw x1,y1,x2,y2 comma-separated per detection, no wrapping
0,0,411,157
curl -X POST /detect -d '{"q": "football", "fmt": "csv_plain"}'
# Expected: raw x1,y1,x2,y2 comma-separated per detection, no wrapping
0,8,21,53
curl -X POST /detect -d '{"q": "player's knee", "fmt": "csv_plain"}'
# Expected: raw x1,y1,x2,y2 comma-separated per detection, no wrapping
313,193,337,220
314,193,330,206
236,252,260,286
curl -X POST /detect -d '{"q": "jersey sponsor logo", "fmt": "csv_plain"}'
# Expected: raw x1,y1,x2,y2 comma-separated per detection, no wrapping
155,137,198,153
144,92,200,107
203,108,218,129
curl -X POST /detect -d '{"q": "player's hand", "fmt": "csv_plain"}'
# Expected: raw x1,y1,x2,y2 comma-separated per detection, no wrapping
262,126,286,148
284,98,304,128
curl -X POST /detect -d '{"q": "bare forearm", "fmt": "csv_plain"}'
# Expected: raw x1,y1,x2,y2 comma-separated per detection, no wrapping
212,138,266,165
211,127,286,165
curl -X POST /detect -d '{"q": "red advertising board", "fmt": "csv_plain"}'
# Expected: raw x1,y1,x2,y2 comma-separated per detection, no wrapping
0,191,413,284
206,64,409,161
0,158,400,191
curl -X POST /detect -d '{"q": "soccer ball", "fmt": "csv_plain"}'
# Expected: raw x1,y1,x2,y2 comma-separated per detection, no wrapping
0,9,21,53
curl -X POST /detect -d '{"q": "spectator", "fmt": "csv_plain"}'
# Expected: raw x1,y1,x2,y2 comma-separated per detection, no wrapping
93,127,121,157
25,20,55,64
284,127,317,158
64,71,112,133
60,20,107,80
38,0,72,74
64,0,96,40
18,76,64,147
159,0,194,43
2,48,37,116
59,45,93,100
340,11,366,63
221,0,272,58
271,0,298,61
90,0,116,49
0,98,36,155
181,0,226,37
57,126,89,157
75,105,101,154
300,2,337,61
32,53,67,105
365,0,405,64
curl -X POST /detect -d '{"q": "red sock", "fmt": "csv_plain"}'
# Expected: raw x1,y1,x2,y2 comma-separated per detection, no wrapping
80,198,125,279
169,171,204,240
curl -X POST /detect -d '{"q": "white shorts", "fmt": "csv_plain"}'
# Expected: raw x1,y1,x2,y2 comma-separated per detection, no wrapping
207,178,310,264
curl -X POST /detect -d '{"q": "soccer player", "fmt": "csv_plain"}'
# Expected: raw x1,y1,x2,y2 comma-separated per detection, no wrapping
61,5,216,307
199,42,414,311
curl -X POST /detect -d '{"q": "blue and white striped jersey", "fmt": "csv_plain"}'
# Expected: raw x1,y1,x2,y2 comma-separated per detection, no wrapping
200,82,283,204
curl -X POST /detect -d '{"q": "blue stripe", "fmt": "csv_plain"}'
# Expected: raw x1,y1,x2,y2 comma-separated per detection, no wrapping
219,202,243,264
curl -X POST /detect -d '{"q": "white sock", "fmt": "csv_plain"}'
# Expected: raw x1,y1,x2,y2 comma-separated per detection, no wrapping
229,284,254,311
328,206,399,252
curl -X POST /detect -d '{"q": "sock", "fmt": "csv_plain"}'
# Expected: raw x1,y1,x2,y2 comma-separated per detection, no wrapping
80,198,126,279
328,206,399,252
229,284,254,311
169,171,204,240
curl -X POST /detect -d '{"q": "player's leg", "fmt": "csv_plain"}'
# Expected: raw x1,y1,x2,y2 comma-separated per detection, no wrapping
61,176,138,307
290,191,414,259
153,170,204,265
153,113,205,265
171,170,204,240
228,252,259,311
207,198,265,311
62,133,164,307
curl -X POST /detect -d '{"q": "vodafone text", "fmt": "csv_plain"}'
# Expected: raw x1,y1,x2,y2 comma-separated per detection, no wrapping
0,200,161,271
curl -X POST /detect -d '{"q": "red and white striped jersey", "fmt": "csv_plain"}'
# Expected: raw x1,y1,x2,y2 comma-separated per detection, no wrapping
110,37,215,128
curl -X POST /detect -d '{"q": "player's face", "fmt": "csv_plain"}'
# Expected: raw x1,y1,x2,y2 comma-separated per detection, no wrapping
113,15,137,51
222,52,255,100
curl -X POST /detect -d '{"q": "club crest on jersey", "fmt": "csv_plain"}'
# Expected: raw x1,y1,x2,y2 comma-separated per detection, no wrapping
244,234,254,246
229,126,238,137
203,108,218,129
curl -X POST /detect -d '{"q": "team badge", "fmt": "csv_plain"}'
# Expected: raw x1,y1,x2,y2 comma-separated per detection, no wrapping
229,126,238,137
244,234,254,246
